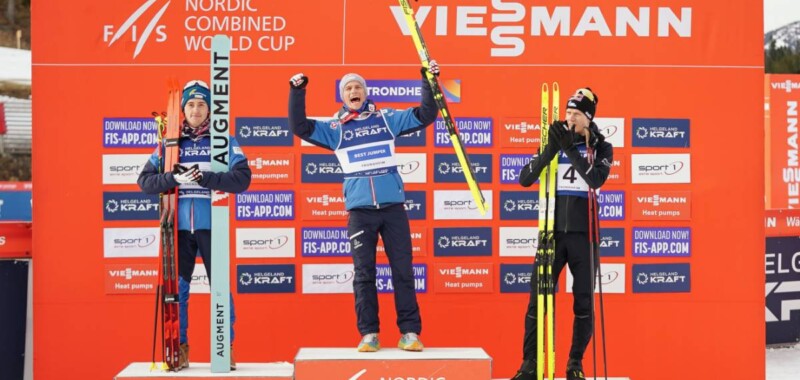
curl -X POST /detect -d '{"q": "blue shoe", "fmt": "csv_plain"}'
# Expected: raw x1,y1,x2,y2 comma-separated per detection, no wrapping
357,333,380,352
397,332,423,351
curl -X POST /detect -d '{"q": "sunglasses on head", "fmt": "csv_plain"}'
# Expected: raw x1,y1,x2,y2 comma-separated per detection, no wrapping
184,80,209,90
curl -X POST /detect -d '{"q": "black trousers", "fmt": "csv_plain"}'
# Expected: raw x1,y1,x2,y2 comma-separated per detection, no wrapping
348,204,422,336
522,232,598,362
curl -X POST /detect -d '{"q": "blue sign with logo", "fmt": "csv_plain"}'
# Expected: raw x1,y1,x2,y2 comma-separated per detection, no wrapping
632,263,691,293
500,191,539,220
597,191,625,221
434,154,492,183
396,129,426,147
404,191,426,220
633,227,691,257
500,264,534,293
301,227,350,257
434,118,493,147
0,191,31,222
103,118,158,148
376,264,427,293
103,192,159,221
301,154,344,183
599,228,625,257
235,117,293,146
500,154,534,184
632,118,690,148
336,79,461,103
237,264,296,293
433,227,492,257
766,236,800,344
235,191,294,220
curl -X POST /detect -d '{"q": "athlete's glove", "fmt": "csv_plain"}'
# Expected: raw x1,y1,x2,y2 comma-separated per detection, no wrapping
290,73,308,89
421,59,440,77
173,164,202,184
550,120,574,151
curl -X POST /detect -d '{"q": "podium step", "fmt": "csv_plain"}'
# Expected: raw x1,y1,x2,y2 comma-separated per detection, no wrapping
115,362,293,380
294,347,491,379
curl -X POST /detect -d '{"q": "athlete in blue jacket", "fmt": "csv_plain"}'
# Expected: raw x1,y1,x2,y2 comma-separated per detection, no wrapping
138,80,251,370
288,63,439,352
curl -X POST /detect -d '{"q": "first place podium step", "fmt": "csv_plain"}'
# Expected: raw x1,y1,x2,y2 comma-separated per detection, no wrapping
294,347,492,380
114,362,293,380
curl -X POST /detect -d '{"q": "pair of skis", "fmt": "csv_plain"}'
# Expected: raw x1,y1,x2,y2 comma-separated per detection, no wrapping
396,0,488,215
150,35,232,373
537,83,559,380
151,81,181,371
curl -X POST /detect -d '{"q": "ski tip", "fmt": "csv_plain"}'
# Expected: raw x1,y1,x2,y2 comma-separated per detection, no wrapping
542,83,549,92
149,362,169,372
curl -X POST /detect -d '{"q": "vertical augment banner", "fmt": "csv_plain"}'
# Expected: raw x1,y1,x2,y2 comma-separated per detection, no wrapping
766,74,800,209
210,34,231,373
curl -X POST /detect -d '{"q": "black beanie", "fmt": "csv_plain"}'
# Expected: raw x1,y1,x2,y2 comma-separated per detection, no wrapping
566,87,598,120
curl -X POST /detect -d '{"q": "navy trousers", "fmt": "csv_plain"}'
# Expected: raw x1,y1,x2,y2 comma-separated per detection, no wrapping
348,204,422,336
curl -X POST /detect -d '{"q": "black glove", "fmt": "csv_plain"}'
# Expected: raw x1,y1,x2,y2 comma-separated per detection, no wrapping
549,120,574,151
421,59,440,77
289,73,308,89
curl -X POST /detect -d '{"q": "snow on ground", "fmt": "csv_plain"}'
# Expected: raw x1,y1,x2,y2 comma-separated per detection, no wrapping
767,344,800,379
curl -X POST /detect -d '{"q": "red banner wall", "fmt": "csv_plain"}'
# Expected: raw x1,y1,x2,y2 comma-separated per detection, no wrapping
32,1,764,379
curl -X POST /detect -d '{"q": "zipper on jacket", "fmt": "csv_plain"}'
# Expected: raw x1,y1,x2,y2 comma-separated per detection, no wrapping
370,177,380,209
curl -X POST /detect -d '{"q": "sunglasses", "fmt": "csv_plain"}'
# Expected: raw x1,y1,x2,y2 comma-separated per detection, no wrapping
184,80,209,90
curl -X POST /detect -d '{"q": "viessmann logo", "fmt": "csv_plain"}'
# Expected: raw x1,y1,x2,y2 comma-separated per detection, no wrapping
391,4,693,57
772,79,800,93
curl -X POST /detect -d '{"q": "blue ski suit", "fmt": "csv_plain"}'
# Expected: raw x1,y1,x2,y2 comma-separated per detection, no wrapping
138,125,251,345
288,72,437,335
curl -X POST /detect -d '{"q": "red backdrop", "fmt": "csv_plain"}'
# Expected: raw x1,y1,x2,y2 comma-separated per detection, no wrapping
32,1,764,379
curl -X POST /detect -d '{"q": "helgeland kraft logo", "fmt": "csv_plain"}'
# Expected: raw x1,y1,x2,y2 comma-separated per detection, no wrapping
433,227,492,256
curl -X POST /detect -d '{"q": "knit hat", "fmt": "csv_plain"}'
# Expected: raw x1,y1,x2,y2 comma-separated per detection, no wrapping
566,87,598,120
339,73,368,100
181,80,210,109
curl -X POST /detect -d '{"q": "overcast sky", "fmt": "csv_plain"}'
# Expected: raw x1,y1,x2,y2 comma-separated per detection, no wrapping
765,0,800,32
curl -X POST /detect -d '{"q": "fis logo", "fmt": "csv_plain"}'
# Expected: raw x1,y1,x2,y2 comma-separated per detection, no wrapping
103,0,170,59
